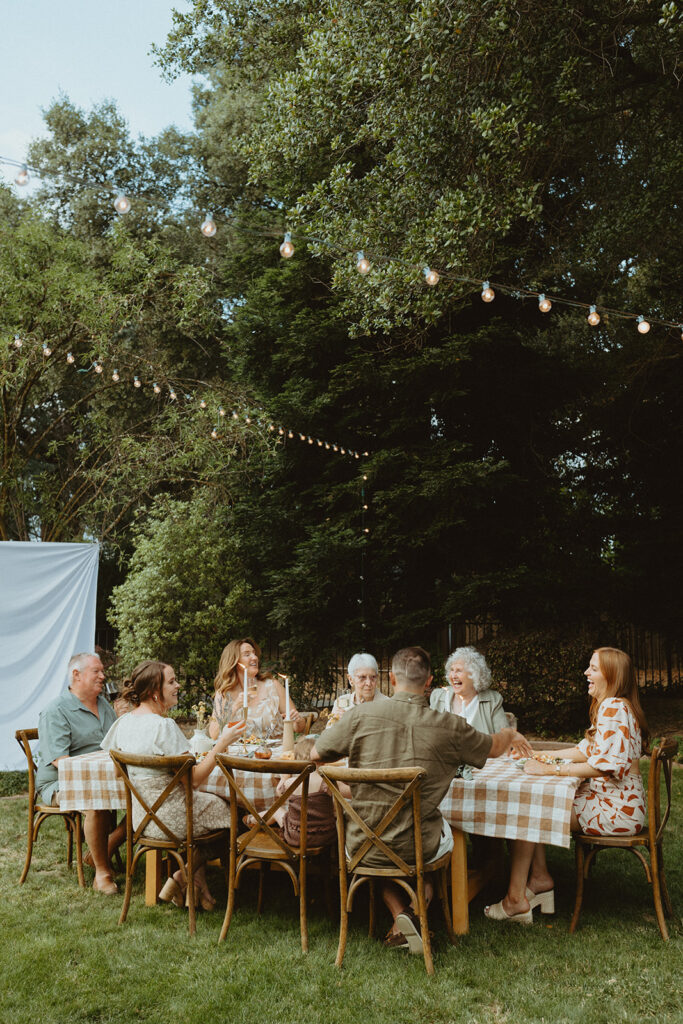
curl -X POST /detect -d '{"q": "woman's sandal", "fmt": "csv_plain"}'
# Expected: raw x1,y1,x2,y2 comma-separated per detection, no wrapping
484,900,533,924
526,887,555,914
159,876,186,908
185,884,217,912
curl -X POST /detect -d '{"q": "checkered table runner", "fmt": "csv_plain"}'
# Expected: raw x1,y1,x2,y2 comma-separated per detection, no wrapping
58,750,278,814
440,757,580,848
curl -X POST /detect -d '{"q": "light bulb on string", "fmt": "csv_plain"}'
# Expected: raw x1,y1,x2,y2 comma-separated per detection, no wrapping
13,335,22,349
268,424,275,432
325,442,330,450
308,437,314,444
112,370,120,382
199,399,207,409
113,193,131,214
299,433,305,441
481,281,495,302
278,427,285,435
333,444,339,452
66,351,75,364
211,427,218,440
423,266,439,287
42,344,52,357
538,293,552,313
94,362,103,374
280,232,295,259
356,251,371,275
201,216,217,238
153,382,161,394
134,376,141,388
636,316,651,334
219,407,226,417
587,305,601,326
15,164,29,186
288,430,294,438
169,389,177,400
317,440,323,447
245,415,252,424
232,411,239,420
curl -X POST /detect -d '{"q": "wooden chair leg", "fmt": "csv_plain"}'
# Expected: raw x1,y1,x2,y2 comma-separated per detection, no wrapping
656,847,674,918
118,840,135,925
368,879,375,938
335,867,349,968
650,846,670,941
437,866,457,946
186,845,197,937
569,842,585,934
300,860,309,953
219,856,237,942
19,809,35,885
256,865,265,915
66,817,73,868
416,870,434,976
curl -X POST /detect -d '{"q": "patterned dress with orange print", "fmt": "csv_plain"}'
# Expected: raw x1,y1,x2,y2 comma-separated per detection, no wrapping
573,696,646,836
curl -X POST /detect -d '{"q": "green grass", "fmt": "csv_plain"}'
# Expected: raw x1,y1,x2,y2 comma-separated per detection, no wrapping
1,768,682,1024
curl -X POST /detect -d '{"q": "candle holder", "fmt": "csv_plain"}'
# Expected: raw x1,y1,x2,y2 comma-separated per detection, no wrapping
241,705,250,754
282,719,295,753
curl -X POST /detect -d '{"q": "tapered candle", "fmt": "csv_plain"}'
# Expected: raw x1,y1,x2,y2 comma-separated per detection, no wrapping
242,664,248,707
285,676,290,721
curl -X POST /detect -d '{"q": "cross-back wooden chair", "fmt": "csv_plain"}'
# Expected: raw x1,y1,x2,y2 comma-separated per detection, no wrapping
570,737,678,940
214,753,333,951
318,765,456,975
15,728,85,887
297,711,319,736
109,750,227,935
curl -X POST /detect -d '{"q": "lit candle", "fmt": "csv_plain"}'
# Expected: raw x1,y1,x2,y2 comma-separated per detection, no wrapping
285,676,290,721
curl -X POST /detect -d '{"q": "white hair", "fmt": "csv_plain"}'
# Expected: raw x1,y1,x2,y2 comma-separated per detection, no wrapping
68,652,97,683
347,652,379,677
444,647,492,693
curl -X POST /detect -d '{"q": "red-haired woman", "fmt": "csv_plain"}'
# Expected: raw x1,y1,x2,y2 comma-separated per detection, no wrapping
208,638,303,741
485,646,648,923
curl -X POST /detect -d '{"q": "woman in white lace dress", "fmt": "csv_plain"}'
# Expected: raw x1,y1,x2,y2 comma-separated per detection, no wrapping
101,660,244,910
208,637,304,740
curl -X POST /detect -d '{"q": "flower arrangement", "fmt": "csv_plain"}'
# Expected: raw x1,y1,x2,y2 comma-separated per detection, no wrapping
192,700,209,731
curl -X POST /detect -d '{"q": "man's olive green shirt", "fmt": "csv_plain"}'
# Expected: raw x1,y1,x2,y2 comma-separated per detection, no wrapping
315,690,492,868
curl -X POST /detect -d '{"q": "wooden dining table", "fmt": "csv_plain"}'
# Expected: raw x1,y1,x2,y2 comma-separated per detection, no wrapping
58,750,578,928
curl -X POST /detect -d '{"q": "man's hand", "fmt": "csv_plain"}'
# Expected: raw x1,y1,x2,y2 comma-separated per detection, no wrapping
489,728,533,759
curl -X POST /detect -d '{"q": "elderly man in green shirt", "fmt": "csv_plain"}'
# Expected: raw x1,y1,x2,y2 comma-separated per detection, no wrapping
36,652,126,894
312,645,531,954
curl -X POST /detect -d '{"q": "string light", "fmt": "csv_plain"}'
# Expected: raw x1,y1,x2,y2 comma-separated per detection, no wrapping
42,344,52,357
211,427,218,439
356,251,371,275
538,294,552,313
201,216,217,238
637,316,651,335
94,362,103,374
423,266,439,287
169,389,177,400
13,335,22,349
133,376,141,388
219,406,225,417
113,193,131,215
15,164,29,186
279,232,295,259
153,382,161,394
112,370,120,382
481,281,495,302
66,351,74,363
199,399,207,409
278,427,285,435
587,305,601,326
288,430,294,438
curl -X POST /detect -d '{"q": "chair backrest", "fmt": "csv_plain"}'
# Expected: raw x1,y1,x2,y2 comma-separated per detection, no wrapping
109,750,196,846
298,712,319,736
318,765,427,875
648,738,678,846
15,729,39,804
215,754,315,859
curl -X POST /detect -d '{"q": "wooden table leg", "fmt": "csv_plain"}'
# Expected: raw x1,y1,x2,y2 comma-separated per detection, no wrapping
450,828,469,935
145,850,162,906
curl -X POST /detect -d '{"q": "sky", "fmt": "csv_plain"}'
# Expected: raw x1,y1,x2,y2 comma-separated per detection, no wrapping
0,0,196,187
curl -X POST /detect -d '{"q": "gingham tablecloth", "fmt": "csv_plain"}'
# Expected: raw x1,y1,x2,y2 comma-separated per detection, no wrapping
440,757,580,848
58,749,278,813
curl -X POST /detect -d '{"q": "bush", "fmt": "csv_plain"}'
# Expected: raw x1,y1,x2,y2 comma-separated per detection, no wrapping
481,628,595,734
0,771,28,796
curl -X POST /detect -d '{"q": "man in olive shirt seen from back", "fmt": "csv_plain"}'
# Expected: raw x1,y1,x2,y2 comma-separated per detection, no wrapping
37,652,126,894
312,645,530,953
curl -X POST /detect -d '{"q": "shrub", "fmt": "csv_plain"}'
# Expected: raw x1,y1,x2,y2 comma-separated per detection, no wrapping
480,627,596,734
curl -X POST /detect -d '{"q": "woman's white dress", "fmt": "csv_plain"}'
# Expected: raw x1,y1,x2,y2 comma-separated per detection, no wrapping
212,679,284,739
101,714,229,840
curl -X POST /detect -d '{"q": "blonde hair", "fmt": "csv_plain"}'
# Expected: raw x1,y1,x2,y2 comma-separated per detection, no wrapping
214,637,266,697
585,647,649,747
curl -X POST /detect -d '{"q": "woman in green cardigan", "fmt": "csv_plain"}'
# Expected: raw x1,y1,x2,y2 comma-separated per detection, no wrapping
430,646,509,733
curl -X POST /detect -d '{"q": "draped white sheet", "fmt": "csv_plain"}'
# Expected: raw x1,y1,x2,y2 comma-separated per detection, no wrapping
0,542,99,770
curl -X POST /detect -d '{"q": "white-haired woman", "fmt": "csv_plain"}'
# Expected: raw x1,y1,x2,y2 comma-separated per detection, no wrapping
430,647,508,734
325,652,388,728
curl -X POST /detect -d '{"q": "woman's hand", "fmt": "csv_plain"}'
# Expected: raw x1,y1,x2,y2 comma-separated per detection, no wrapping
523,758,552,776
218,720,246,749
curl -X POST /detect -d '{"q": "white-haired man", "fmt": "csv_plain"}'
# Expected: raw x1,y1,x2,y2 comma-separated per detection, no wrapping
36,653,126,894
325,652,388,728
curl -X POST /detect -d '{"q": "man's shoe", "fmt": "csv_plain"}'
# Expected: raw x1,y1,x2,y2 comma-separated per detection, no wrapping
395,910,424,955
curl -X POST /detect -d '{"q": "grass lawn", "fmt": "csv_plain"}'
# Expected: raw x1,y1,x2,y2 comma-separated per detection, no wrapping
1,766,682,1024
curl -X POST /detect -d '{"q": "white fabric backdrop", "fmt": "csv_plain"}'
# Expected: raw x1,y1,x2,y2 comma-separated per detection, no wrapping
0,542,99,770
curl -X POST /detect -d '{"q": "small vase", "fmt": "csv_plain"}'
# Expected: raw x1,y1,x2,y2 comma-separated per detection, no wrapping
190,728,213,758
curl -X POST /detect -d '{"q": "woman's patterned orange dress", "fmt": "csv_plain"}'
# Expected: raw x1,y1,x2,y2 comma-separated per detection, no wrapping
573,696,646,836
